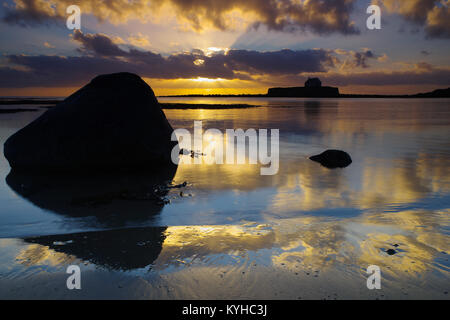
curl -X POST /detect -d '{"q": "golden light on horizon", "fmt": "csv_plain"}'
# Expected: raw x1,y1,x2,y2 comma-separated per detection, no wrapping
190,77,224,83
143,77,269,95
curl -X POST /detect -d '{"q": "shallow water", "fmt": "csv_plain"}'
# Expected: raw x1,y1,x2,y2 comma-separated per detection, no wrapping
0,98,449,299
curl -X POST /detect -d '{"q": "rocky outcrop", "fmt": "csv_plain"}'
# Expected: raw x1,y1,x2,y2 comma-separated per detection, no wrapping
268,77,339,97
267,86,339,97
4,73,178,171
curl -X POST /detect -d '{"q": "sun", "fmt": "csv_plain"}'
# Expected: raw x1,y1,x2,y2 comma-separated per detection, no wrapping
190,77,224,83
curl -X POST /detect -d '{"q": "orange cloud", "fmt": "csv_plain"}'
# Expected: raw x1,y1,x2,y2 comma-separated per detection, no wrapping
3,0,360,35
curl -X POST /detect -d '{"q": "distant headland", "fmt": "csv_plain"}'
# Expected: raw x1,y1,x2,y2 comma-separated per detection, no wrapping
1,77,450,108
159,77,450,99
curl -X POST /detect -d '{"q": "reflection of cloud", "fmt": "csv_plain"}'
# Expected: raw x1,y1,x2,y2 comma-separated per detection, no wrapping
270,209,449,283
156,224,276,267
269,160,353,213
12,208,448,298
271,222,351,271
15,211,448,275
16,244,77,267
166,103,450,216
268,153,450,215
3,0,360,35
360,156,450,208
357,209,450,279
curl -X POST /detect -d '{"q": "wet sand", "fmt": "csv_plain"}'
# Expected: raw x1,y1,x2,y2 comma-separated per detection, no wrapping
0,98,449,299
0,215,448,299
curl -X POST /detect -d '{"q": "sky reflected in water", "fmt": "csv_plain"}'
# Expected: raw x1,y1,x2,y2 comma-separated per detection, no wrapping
0,98,449,299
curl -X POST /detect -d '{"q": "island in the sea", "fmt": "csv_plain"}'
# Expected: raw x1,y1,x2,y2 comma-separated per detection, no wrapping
157,77,449,98
267,78,340,98
1,77,449,110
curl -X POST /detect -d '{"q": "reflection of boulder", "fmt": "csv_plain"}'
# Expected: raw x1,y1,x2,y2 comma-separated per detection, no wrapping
23,227,167,271
309,150,352,169
4,72,178,171
6,164,178,227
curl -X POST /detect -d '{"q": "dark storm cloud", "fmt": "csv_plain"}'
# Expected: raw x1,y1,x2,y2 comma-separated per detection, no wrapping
225,49,333,74
0,31,335,87
72,31,129,57
425,5,450,38
351,50,375,68
2,0,63,26
72,30,333,73
380,0,450,39
340,49,379,69
161,0,360,34
2,0,360,35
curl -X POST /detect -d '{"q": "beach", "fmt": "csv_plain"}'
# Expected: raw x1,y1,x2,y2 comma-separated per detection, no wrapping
0,97,449,299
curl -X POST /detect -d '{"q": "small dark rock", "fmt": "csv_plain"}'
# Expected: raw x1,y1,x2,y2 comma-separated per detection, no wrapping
386,249,397,255
169,181,187,189
309,149,352,168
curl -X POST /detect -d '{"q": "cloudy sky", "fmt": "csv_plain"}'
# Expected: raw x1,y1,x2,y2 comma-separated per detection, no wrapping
0,0,449,96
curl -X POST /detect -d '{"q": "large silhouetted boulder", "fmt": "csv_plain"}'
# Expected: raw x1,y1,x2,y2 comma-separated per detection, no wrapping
4,73,178,171
309,150,352,168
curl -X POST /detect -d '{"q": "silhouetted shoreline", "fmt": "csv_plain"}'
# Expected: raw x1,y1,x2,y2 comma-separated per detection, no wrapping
1,87,449,109
160,103,258,109
160,87,450,99
0,102,260,110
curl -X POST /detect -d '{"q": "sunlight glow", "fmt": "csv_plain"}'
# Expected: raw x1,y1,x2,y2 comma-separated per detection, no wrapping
205,47,230,57
190,77,224,83
193,59,205,66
